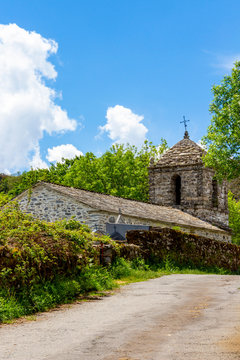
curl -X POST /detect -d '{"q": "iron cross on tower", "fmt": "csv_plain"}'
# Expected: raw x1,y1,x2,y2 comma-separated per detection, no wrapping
180,116,190,139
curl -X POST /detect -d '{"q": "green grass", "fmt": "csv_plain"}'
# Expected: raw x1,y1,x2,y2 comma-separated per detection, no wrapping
0,266,116,323
110,257,231,285
0,257,233,324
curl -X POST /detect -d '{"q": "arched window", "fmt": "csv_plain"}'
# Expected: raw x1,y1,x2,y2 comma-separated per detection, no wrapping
174,175,181,205
212,179,218,207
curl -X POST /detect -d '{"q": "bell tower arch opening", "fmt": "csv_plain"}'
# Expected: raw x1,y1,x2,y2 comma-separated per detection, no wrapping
173,175,181,205
212,179,218,208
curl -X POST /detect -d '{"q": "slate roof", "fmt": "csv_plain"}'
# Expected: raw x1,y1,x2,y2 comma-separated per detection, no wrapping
156,137,206,167
29,182,226,234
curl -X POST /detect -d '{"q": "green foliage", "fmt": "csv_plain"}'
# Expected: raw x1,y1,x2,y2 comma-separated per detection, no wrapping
62,140,167,201
0,173,22,193
151,255,229,275
171,225,181,231
0,289,27,321
110,257,133,278
4,140,168,202
0,250,233,323
0,203,119,322
229,177,240,200
0,203,117,289
7,168,50,197
0,268,115,322
77,266,114,292
162,255,179,272
0,192,12,206
228,191,240,245
110,257,165,283
203,61,240,180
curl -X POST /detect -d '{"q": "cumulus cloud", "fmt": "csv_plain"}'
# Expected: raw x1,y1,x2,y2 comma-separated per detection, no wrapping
0,23,77,173
46,144,83,163
99,105,148,146
29,145,48,170
197,140,207,150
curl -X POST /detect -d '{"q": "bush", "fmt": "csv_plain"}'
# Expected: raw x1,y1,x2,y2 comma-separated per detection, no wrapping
228,191,240,245
0,203,116,290
0,268,116,322
110,258,132,279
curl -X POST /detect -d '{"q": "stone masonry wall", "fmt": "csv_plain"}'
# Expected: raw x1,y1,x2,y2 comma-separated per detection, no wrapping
126,228,240,272
149,164,229,228
16,185,231,242
149,164,203,207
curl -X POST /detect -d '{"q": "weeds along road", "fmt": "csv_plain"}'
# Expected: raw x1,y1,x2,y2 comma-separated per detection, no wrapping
0,274,240,360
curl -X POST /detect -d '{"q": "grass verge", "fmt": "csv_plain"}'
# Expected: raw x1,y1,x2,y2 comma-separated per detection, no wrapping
0,257,233,324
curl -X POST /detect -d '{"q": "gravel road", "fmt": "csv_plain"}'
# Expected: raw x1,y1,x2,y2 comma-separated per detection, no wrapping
0,274,240,360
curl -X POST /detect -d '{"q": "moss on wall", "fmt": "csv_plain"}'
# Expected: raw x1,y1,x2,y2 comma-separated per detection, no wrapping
126,228,240,272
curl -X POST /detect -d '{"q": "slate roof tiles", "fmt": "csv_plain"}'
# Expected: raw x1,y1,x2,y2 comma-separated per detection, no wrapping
35,182,226,234
156,138,206,167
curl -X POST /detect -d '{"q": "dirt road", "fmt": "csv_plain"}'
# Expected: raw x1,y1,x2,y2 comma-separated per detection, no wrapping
0,274,240,360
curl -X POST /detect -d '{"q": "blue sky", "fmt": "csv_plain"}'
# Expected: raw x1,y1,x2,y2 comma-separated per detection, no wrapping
0,0,240,173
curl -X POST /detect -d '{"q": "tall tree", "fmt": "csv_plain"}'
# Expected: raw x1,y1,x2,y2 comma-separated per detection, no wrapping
63,140,168,202
6,139,168,202
203,61,240,180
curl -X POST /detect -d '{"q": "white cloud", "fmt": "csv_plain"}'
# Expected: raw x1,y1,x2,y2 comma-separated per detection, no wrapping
29,145,48,170
46,144,83,163
217,55,240,70
0,23,77,173
99,105,148,147
213,54,240,71
2,169,10,175
197,140,207,150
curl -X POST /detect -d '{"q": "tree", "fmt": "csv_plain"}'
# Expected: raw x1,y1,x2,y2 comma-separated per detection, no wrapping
203,61,240,180
63,139,168,202
228,192,240,245
7,139,168,202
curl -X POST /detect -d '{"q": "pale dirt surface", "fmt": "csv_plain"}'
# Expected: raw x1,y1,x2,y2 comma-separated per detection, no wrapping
0,274,239,360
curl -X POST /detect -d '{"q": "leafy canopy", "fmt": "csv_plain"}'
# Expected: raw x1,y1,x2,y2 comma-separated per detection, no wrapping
203,61,240,180
2,139,168,203
228,192,240,245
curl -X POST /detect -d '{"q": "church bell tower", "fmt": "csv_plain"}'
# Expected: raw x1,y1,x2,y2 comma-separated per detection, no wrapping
148,130,229,229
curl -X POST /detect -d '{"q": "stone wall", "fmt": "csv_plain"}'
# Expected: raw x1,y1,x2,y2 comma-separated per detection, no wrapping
16,184,231,242
149,164,229,228
126,228,240,272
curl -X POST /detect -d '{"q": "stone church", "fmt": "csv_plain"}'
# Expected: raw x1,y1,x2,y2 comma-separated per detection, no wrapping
16,132,231,242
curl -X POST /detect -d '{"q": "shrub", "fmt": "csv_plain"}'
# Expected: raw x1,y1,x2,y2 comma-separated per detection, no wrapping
0,203,115,290
228,191,240,245
110,257,132,279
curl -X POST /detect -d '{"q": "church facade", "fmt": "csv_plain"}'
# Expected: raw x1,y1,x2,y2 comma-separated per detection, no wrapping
15,133,231,242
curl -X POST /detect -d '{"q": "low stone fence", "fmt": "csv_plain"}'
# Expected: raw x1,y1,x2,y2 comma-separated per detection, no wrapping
96,242,142,266
99,243,142,265
126,228,240,272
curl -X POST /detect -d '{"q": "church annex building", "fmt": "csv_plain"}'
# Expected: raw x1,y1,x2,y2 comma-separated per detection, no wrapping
16,134,231,243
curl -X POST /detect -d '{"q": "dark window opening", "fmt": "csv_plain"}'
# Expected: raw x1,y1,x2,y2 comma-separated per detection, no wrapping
212,179,218,207
175,175,181,205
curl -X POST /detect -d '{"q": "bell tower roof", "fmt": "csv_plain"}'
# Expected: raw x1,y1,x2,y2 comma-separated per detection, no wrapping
156,136,206,167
